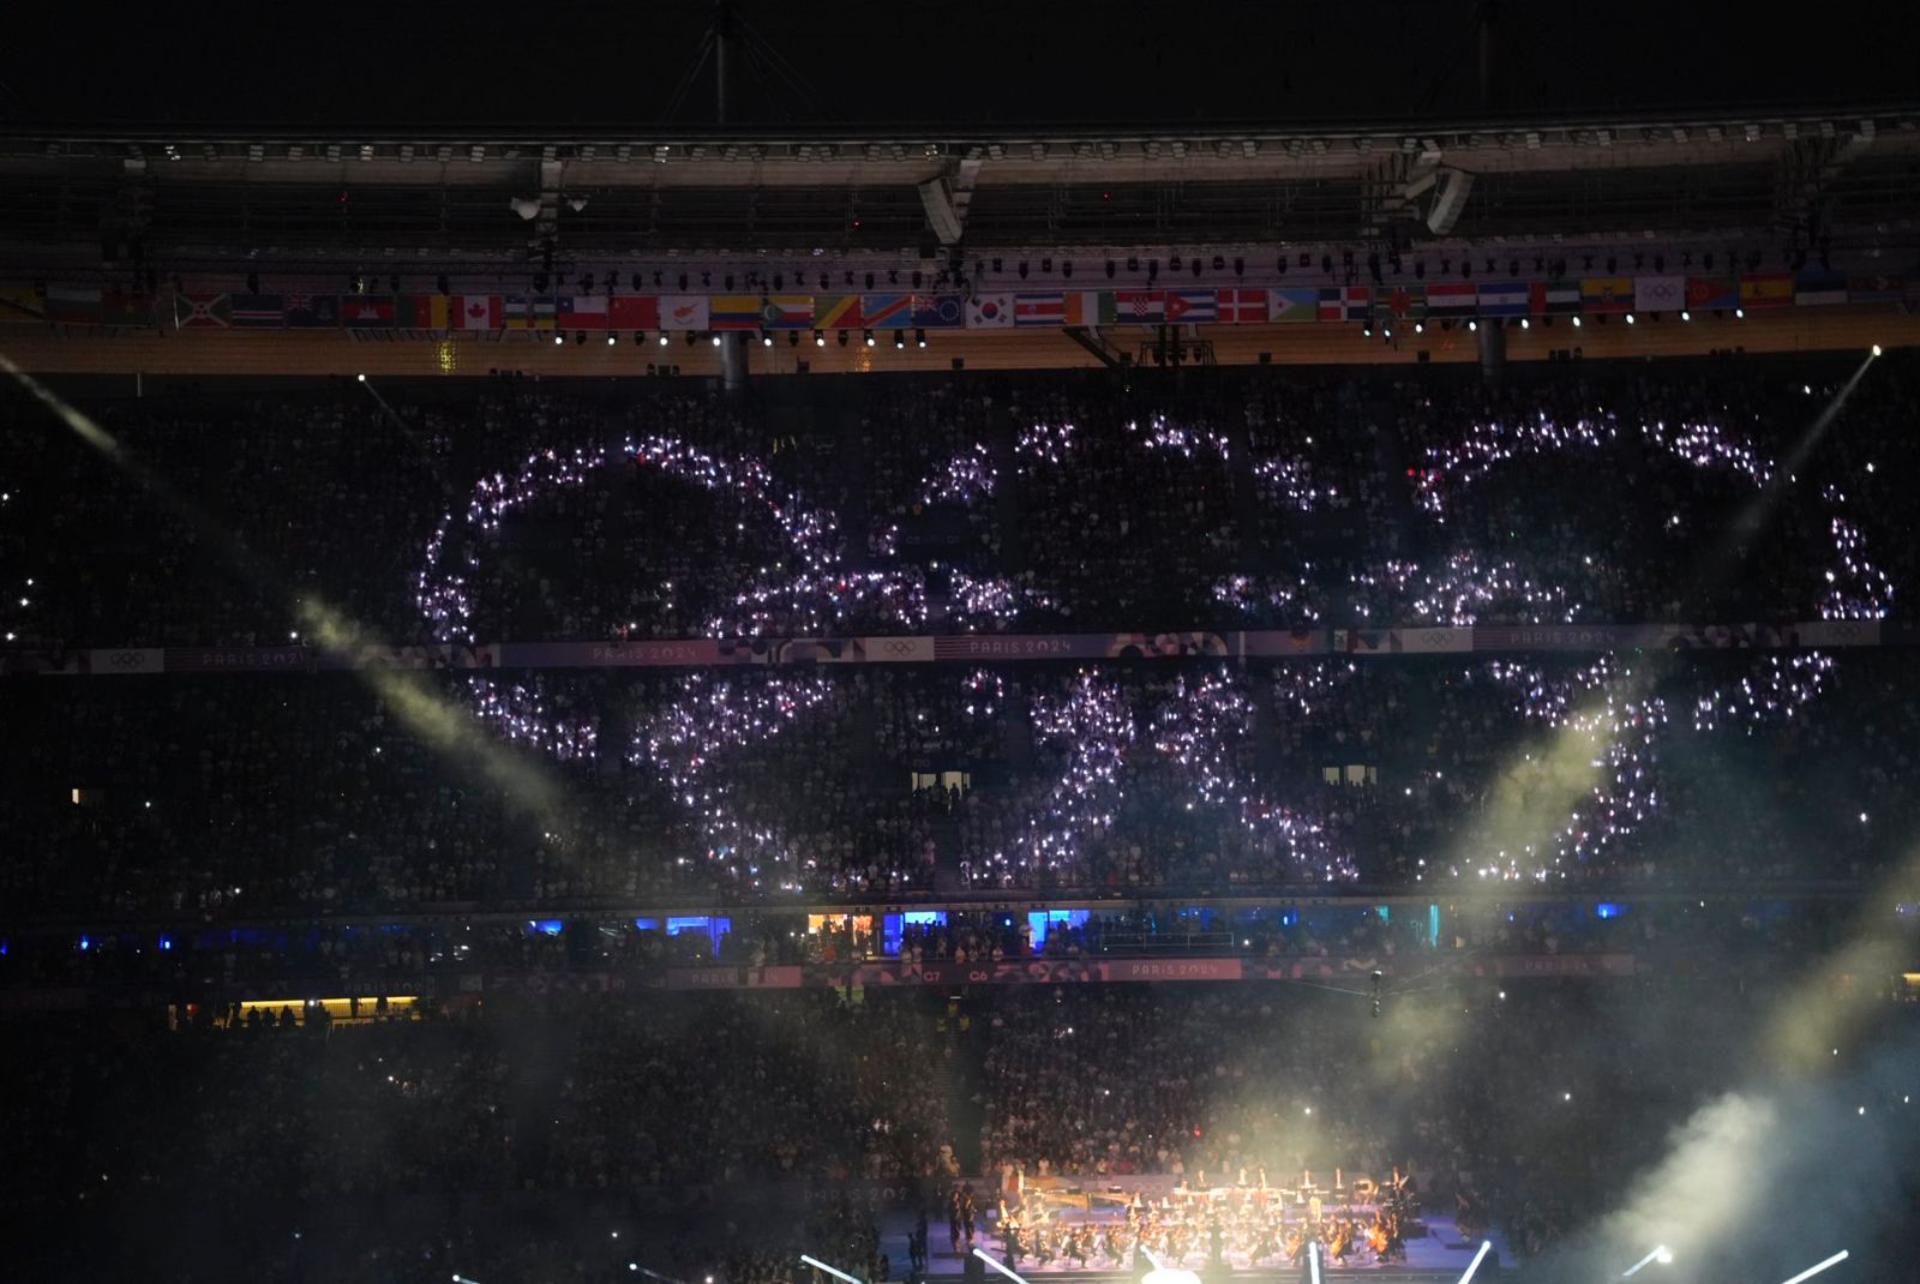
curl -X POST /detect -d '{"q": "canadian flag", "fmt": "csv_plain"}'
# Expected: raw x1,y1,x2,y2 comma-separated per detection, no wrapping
454,295,501,329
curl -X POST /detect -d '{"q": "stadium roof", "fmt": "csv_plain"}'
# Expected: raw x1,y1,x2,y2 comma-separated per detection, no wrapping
5,0,1919,134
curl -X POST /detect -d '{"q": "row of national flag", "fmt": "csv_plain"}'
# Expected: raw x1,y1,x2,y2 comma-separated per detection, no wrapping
1,274,1911,331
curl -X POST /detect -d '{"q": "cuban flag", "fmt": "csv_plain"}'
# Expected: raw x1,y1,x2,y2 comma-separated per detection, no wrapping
1165,290,1218,323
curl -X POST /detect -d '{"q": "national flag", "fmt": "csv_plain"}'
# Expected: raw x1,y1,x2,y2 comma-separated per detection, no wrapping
504,296,558,330
338,296,394,328
452,295,500,330
817,295,864,329
1685,278,1738,311
1529,281,1581,315
1740,274,1794,309
283,293,339,328
709,295,765,329
1476,282,1530,317
557,296,611,328
862,293,913,328
1014,293,1065,325
1268,288,1319,323
46,285,103,324
1845,275,1905,305
1792,271,1848,306
1580,277,1634,312
1061,292,1110,326
0,285,47,322
1426,283,1474,316
1110,290,1165,324
173,291,232,328
1633,276,1686,315
1217,288,1269,324
392,295,447,329
966,294,1015,328
758,295,813,328
1318,286,1369,322
912,294,967,328
100,292,158,326
1381,284,1433,320
609,296,660,330
660,296,710,331
229,293,286,328
1165,289,1218,323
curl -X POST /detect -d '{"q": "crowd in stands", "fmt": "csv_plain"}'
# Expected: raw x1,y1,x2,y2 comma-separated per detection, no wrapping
2,651,1914,917
6,976,1909,1281
4,355,1917,650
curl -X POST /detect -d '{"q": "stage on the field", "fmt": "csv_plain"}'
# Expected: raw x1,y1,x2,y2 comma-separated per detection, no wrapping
880,1208,1508,1279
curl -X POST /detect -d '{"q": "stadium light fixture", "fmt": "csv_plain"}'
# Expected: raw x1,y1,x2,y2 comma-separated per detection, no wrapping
1520,317,1530,329
711,333,722,347
1572,315,1583,327
1735,307,1745,318
356,373,366,382
1414,321,1425,334
1467,319,1478,332
553,333,564,346
864,330,875,347
1457,1240,1493,1284
1871,344,1883,357
1775,1250,1848,1284
659,333,670,346
893,330,906,349
607,333,616,346
761,332,773,347
916,329,928,348
1625,312,1636,325
1362,325,1373,338
814,330,826,347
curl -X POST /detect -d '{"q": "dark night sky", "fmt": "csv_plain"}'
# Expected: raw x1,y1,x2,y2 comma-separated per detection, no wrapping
5,1,1917,133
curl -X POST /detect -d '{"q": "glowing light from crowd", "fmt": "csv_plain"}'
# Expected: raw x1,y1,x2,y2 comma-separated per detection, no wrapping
1152,668,1358,880
917,444,998,506
1252,456,1338,511
981,671,1135,882
1014,422,1077,469
1691,653,1833,732
1126,414,1232,461
948,572,1056,628
1211,573,1322,622
629,674,836,892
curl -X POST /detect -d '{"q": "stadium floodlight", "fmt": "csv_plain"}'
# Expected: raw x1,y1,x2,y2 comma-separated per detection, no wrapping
916,329,928,348
894,330,906,349
607,333,617,346
1680,310,1691,321
553,334,564,346
1520,317,1530,329
864,330,875,347
1621,1246,1671,1276
1871,344,1883,357
1457,1240,1493,1284
711,333,722,347
1625,312,1636,325
1467,319,1478,332
1572,315,1583,327
1735,307,1745,318
1776,1250,1849,1284
814,331,826,347
799,1256,863,1284
971,1249,1030,1284
659,333,670,346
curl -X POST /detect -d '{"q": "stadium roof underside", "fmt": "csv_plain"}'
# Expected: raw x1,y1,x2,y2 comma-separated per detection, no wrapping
2,107,1918,270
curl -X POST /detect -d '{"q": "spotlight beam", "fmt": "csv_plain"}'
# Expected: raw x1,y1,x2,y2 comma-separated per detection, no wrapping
972,1249,1031,1284
1457,1240,1493,1284
799,1256,864,1284
1621,1245,1669,1277
1777,1250,1849,1284
1309,1240,1321,1284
